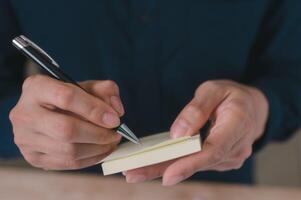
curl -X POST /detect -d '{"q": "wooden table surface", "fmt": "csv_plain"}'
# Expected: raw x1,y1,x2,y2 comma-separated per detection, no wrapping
0,166,300,200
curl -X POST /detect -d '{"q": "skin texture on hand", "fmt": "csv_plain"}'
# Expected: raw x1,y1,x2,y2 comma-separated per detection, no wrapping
124,80,269,186
9,75,125,170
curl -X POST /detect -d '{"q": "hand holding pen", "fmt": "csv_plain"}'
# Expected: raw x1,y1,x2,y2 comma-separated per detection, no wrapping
9,36,138,170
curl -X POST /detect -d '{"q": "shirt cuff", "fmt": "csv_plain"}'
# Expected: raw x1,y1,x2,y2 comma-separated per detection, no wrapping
250,78,284,152
0,95,21,158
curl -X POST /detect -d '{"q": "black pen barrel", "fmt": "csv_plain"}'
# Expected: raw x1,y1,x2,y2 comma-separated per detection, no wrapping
20,46,83,89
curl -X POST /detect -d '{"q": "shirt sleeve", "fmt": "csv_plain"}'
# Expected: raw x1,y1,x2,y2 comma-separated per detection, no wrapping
245,0,301,151
0,0,26,158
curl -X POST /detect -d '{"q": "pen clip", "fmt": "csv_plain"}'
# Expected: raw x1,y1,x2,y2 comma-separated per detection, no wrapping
19,35,60,68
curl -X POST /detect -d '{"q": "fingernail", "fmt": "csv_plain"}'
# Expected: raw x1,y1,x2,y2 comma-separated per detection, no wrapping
171,119,189,138
103,112,120,127
126,175,146,183
162,175,185,186
110,96,124,115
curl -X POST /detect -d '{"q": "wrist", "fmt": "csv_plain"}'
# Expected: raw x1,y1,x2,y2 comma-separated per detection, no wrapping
248,86,270,140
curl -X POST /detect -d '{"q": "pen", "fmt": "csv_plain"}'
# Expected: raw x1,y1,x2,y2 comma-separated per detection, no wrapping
12,35,140,144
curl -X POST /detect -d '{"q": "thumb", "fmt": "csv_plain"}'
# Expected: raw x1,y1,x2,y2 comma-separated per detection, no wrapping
170,82,226,138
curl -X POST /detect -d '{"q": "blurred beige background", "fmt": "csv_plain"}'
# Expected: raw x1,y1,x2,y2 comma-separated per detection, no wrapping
255,129,301,187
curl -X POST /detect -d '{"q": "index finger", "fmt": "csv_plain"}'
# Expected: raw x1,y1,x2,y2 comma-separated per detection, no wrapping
24,75,120,128
34,107,122,144
170,81,227,138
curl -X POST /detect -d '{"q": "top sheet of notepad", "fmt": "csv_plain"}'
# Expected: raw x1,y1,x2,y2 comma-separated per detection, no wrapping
101,132,193,162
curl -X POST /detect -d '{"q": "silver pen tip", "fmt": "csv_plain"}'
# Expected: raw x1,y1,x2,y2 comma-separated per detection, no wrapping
117,123,140,144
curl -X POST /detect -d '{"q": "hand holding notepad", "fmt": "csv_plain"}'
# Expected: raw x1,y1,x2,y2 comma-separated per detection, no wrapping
100,132,201,175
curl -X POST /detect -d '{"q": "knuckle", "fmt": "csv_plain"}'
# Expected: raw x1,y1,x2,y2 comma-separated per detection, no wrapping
229,105,247,121
22,77,33,91
200,80,220,91
22,75,43,91
232,86,249,96
55,85,76,108
228,99,248,110
228,98,239,107
9,107,19,123
187,104,206,120
103,80,119,93
87,105,105,124
9,107,30,125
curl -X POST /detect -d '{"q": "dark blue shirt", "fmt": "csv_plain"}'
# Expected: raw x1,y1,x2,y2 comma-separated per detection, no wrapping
1,0,301,184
